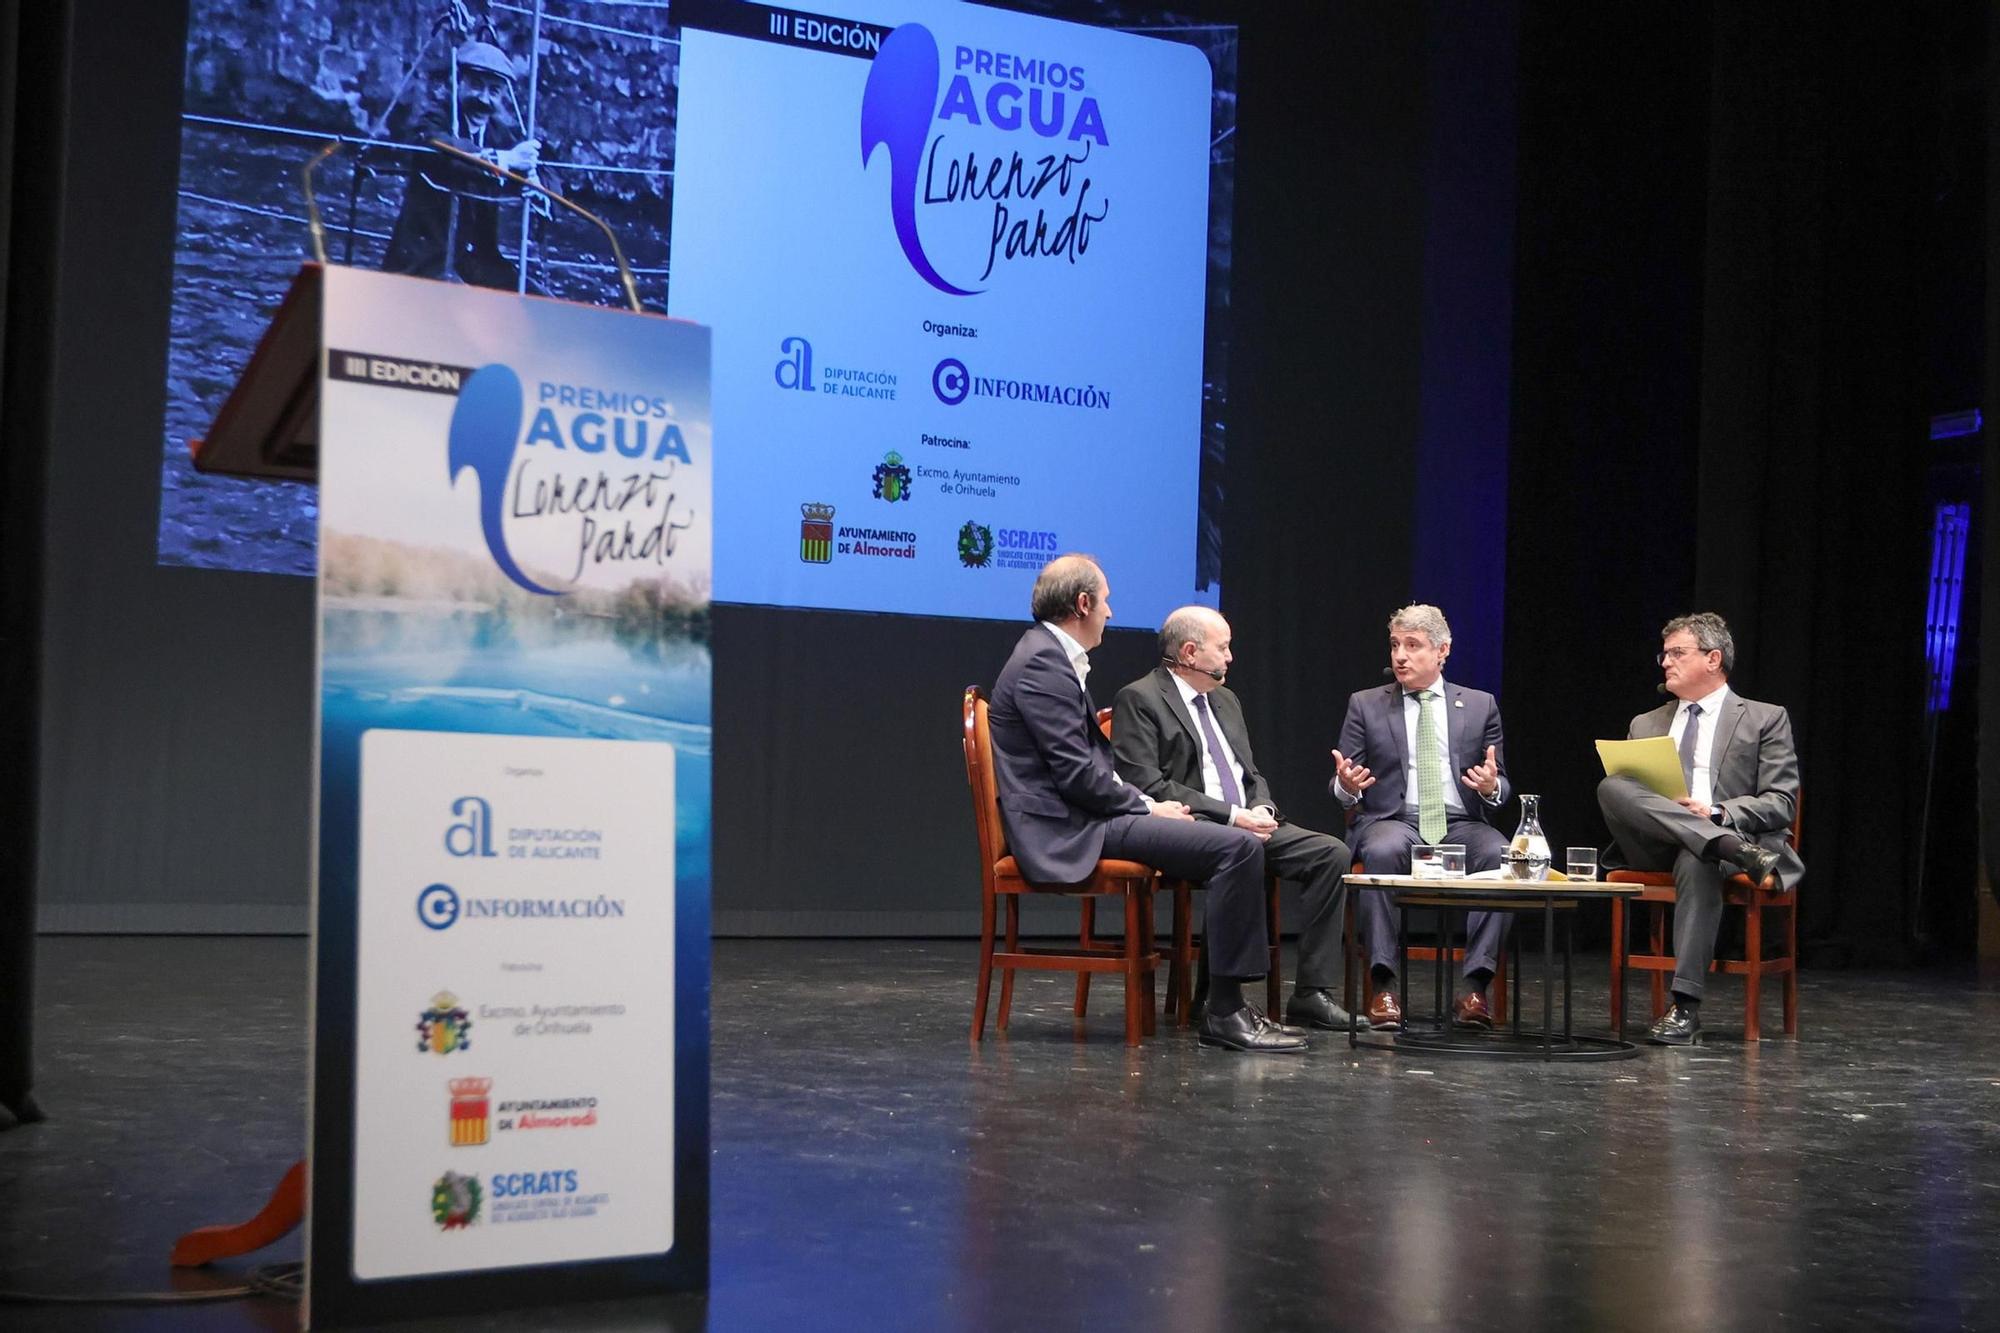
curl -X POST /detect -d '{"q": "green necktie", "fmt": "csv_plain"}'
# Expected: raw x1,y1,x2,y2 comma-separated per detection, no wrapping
1415,690,1447,844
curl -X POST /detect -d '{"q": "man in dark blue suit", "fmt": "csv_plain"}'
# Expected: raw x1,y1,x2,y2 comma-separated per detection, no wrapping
1330,604,1513,1030
988,556,1305,1052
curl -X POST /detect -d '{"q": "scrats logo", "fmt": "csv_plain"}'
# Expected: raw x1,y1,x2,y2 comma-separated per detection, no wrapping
862,25,1112,295
448,365,697,595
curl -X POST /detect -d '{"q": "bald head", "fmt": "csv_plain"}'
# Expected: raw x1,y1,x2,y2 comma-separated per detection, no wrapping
1160,605,1232,691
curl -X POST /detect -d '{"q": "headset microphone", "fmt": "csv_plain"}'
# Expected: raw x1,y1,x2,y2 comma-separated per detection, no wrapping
1163,655,1226,682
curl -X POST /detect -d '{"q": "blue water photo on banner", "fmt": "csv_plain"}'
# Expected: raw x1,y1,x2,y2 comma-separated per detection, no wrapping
155,0,1235,619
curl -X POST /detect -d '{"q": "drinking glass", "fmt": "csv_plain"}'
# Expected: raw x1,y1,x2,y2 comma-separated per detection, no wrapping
1437,844,1467,877
1411,845,1443,879
1566,846,1599,881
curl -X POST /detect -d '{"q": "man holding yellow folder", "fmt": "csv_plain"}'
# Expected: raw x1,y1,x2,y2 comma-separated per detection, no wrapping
1597,613,1804,1046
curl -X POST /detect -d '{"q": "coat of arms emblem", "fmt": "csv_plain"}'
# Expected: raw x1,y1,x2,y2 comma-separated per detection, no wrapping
799,502,835,563
417,991,473,1056
872,450,913,502
432,1170,483,1230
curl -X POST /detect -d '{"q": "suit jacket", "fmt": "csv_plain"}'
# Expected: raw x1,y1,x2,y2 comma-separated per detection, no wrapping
1110,667,1279,823
987,624,1148,884
1621,692,1805,888
1330,681,1512,833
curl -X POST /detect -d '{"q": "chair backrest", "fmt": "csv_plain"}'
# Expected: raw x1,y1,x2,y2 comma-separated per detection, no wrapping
962,687,1008,866
1095,706,1113,740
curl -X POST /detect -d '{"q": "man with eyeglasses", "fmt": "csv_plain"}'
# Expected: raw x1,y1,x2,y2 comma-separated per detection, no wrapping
1597,612,1803,1046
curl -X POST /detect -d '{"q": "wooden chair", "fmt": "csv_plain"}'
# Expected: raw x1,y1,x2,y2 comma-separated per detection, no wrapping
1092,707,1281,1026
963,687,1159,1045
1606,796,1802,1041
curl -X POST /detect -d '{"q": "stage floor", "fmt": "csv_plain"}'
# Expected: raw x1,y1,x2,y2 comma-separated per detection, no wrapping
3,936,1998,1331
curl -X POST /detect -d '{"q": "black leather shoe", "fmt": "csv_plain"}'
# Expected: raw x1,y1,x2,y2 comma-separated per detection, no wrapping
1198,1005,1308,1053
1727,841,1782,889
1246,1002,1306,1037
1645,1005,1704,1046
1285,987,1370,1031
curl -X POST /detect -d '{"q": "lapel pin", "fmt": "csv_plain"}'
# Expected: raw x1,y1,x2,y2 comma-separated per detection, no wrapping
1453,699,1464,708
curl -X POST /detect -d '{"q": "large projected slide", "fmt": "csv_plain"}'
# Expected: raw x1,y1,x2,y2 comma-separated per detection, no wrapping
672,0,1215,627
155,1,1234,628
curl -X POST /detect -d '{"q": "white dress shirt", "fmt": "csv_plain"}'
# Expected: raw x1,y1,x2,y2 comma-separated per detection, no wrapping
1169,673,1262,824
1041,621,1092,694
1337,676,1502,813
1040,620,1136,796
1668,682,1732,811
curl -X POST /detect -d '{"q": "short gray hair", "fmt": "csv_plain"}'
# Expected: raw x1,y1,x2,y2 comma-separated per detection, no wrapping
1159,606,1221,661
1030,554,1103,623
1663,612,1735,674
1388,603,1451,647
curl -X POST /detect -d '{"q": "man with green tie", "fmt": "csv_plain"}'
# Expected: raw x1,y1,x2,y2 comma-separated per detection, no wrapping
1330,604,1513,1031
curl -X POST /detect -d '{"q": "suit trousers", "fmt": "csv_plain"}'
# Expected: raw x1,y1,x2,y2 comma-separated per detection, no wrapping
1596,775,1736,1000
1101,814,1268,979
1351,814,1511,979
1258,823,1350,990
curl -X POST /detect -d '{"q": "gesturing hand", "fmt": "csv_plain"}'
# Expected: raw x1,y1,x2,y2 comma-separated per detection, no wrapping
1330,749,1375,796
1460,745,1500,798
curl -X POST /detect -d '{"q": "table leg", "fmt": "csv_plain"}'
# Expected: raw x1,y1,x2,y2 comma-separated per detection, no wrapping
1542,899,1554,1059
1562,908,1573,1045
1510,916,1522,1038
1397,902,1410,1034
1434,905,1448,1026
1608,892,1624,1040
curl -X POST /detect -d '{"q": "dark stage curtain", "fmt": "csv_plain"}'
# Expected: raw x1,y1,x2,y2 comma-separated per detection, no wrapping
1509,4,1939,966
0,0,67,1124
1985,0,2000,913
1693,6,1935,964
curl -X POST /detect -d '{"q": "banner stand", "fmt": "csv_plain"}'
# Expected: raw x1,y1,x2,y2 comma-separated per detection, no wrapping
179,263,712,1328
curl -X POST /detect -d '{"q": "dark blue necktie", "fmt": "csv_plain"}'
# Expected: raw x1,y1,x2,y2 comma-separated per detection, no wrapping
1191,694,1245,807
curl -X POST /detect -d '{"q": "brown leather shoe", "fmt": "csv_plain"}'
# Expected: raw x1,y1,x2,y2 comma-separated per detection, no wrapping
1365,987,1403,1028
1452,991,1494,1031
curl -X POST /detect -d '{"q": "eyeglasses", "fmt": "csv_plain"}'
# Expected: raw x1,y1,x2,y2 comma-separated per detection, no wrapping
1655,647,1711,665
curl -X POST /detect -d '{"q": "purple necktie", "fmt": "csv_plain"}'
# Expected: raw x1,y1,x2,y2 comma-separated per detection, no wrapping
1191,694,1245,807
1679,702,1702,789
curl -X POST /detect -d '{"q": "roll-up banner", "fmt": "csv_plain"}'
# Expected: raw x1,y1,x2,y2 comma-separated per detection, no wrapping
307,268,710,1326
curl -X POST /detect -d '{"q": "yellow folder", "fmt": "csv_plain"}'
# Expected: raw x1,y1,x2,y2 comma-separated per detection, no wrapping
1595,736,1689,800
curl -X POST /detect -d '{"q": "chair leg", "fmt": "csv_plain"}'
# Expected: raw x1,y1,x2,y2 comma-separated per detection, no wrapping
1265,877,1283,1014
1141,882,1158,1037
1075,899,1095,1018
1165,888,1187,1020
998,895,1020,1030
972,888,997,1041
1743,900,1763,1043
1492,950,1508,1027
1783,897,1799,1037
1123,885,1145,1046
1608,897,1626,1034
1168,876,1184,1020
1647,903,1668,1021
